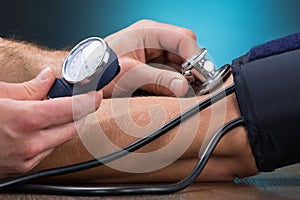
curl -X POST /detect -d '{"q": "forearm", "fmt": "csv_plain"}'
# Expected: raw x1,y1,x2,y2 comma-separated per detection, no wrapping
0,39,68,82
31,76,259,183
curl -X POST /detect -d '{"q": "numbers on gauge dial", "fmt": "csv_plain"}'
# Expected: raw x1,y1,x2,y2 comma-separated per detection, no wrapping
66,40,104,82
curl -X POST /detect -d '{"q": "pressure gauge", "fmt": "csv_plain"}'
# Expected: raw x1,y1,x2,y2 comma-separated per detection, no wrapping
48,37,120,98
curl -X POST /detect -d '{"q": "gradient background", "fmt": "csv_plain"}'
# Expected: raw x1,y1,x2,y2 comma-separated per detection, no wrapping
1,0,300,67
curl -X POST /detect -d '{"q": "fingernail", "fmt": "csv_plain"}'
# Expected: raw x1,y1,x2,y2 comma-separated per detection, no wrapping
170,78,183,96
37,67,51,82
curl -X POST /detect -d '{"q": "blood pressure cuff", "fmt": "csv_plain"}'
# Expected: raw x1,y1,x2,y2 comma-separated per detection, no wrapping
231,32,300,172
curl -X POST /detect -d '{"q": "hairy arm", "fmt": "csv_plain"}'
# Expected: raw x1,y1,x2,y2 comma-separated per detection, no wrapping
0,36,259,183
0,39,67,82
31,77,259,183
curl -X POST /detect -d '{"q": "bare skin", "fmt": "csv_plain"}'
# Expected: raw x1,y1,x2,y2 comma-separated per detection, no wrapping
0,20,259,182
31,76,259,183
0,38,67,82
0,40,101,180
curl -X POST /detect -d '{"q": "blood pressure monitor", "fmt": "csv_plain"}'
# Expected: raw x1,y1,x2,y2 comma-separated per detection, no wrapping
47,36,229,98
48,37,120,98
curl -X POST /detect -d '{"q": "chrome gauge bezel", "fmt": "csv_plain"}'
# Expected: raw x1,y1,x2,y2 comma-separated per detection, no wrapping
62,37,110,85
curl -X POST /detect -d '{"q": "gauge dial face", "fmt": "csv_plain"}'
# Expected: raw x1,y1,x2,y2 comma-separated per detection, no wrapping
62,38,107,83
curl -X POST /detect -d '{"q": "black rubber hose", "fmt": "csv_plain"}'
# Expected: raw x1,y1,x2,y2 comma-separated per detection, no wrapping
0,84,236,195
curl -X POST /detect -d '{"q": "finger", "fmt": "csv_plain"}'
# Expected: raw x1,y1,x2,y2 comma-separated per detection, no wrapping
105,20,199,61
24,148,54,172
152,28,198,60
43,91,101,128
129,19,197,40
17,91,102,131
0,67,56,100
134,20,199,59
25,117,86,160
116,59,189,97
140,66,189,97
8,148,54,176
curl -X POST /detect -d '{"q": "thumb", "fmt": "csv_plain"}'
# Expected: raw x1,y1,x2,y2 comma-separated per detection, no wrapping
139,64,189,97
0,67,56,100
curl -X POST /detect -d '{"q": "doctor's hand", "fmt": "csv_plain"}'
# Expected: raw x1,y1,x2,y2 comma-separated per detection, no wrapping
103,20,199,97
0,67,101,179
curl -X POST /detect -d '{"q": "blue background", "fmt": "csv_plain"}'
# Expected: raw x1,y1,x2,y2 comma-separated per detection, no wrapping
1,0,300,67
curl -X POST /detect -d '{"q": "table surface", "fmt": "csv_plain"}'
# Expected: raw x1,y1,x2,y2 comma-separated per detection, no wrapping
1,164,300,200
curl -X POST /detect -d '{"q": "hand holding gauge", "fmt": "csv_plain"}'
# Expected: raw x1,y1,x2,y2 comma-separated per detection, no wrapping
48,36,230,98
48,37,120,98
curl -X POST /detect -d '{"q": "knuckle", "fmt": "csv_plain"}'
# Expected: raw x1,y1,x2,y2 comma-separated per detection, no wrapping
21,82,38,99
72,103,84,120
182,28,197,40
21,116,42,130
22,111,44,130
22,142,43,159
66,124,78,138
135,19,154,26
152,70,170,94
14,162,34,174
153,69,165,86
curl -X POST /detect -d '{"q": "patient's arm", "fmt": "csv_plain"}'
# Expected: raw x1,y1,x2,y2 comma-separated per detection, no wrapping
0,39,67,82
31,76,259,183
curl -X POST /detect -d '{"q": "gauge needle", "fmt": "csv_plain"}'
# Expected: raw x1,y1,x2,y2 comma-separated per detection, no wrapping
80,48,90,73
